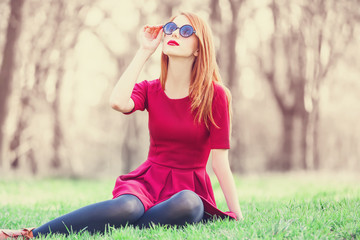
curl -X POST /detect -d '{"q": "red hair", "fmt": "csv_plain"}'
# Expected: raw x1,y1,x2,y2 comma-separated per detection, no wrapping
160,12,231,128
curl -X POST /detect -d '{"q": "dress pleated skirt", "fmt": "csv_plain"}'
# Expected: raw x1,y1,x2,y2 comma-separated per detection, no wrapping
112,160,236,220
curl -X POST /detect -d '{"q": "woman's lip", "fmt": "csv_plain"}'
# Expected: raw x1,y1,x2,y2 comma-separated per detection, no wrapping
167,40,179,46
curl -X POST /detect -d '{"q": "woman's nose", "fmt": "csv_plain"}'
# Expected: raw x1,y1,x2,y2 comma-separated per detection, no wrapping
171,28,180,38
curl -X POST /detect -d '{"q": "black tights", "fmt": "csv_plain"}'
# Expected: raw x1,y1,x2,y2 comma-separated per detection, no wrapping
32,190,204,237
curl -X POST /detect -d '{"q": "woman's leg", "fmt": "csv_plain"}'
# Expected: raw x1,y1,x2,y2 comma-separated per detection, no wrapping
135,190,204,228
32,194,144,237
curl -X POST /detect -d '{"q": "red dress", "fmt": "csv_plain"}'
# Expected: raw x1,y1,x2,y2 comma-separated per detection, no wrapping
112,79,236,220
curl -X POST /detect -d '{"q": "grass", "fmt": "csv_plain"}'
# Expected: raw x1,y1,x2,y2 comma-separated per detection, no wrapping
1,171,359,239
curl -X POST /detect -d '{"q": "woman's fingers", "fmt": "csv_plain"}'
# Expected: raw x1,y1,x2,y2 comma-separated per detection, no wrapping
152,28,160,38
139,24,163,52
144,25,163,37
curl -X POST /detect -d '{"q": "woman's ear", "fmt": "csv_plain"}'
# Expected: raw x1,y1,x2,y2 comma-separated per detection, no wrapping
194,49,199,57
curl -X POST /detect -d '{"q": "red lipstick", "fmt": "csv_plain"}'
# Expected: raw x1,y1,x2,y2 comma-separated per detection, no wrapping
167,40,179,46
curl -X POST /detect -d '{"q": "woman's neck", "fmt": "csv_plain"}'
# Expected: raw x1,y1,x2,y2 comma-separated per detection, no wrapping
165,56,194,98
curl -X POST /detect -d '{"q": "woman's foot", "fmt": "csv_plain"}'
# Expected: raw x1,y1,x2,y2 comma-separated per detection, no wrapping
0,228,35,239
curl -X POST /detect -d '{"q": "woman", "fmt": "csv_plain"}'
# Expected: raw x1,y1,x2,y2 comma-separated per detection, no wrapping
0,12,242,239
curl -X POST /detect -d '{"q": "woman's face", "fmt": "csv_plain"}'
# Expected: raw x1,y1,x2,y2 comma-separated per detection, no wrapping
162,15,199,59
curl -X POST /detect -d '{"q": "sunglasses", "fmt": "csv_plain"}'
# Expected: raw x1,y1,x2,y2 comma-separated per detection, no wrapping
163,22,196,38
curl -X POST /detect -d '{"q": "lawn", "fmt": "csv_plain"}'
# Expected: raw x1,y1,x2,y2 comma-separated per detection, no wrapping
1,172,359,239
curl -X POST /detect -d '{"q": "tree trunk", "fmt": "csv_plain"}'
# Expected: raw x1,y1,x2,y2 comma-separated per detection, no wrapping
312,99,320,169
209,0,222,62
313,111,320,169
227,0,245,172
278,111,294,170
8,96,26,169
210,0,222,26
301,113,309,169
0,0,25,166
51,71,64,169
227,0,241,89
292,78,307,170
9,90,37,173
50,1,65,169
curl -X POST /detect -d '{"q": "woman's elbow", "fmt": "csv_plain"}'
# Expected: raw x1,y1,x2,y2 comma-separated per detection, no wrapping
109,100,125,112
110,99,134,113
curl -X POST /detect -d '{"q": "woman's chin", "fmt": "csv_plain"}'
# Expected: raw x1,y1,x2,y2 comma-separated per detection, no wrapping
162,50,194,59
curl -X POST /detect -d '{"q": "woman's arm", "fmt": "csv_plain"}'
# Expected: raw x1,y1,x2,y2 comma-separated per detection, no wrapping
212,149,243,220
109,25,163,113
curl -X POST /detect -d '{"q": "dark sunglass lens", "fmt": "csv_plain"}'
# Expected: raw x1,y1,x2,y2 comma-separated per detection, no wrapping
164,22,177,35
180,25,194,37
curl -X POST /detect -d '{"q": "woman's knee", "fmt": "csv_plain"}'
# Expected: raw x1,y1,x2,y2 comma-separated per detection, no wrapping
172,190,204,221
113,194,144,221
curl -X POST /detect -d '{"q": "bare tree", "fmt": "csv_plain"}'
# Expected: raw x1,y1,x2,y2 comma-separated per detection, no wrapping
8,0,91,174
258,0,357,170
226,0,246,172
0,0,25,167
301,0,357,169
50,2,88,169
209,0,248,172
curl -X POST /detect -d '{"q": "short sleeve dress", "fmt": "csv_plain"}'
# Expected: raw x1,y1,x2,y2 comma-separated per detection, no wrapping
112,79,236,220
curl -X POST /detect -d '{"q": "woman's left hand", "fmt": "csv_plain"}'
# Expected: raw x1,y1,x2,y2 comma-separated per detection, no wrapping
236,211,244,221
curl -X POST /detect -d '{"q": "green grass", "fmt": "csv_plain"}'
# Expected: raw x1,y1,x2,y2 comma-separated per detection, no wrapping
1,172,359,239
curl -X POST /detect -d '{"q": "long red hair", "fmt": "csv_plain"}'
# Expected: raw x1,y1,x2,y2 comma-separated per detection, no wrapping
160,12,231,129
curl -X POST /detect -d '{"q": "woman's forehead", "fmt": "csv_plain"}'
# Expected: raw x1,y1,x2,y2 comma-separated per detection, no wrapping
172,15,191,26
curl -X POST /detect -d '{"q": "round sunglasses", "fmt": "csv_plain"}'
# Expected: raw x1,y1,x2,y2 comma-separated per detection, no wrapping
163,22,196,38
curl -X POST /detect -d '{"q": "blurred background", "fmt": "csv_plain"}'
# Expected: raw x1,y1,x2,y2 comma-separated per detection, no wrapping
0,0,359,178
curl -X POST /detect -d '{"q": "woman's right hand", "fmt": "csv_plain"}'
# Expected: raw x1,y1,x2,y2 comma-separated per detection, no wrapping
139,25,163,54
